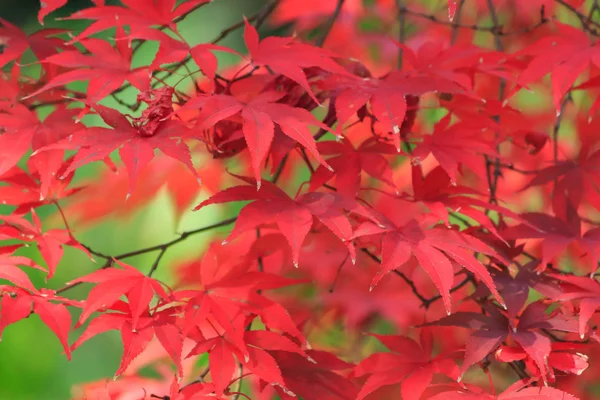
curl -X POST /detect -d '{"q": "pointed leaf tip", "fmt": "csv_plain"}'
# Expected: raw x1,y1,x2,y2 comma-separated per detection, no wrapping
448,0,458,21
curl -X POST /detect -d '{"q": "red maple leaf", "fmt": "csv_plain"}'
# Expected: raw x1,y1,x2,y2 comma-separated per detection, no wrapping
0,245,80,360
515,21,600,110
502,191,600,275
309,137,398,196
550,273,600,338
242,18,351,104
426,382,578,400
425,301,579,383
178,91,334,188
353,329,461,400
0,18,65,69
71,300,184,379
410,115,499,183
0,104,78,178
35,100,199,197
0,210,90,279
195,177,380,267
353,217,506,314
23,25,149,102
495,342,589,383
323,64,465,151
267,350,358,400
68,259,170,331
64,0,209,42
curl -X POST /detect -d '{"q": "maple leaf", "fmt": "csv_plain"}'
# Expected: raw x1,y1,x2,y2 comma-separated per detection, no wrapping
353,218,506,314
178,91,333,188
410,115,499,183
128,28,237,87
502,192,600,275
427,382,578,400
242,18,351,104
38,0,67,24
0,245,47,292
0,18,65,70
34,101,199,198
322,64,465,151
67,259,170,331
0,210,90,280
195,177,380,267
173,244,308,348
514,21,600,110
0,284,79,360
23,25,149,102
268,350,358,400
65,0,209,43
71,301,184,379
186,327,303,397
397,40,499,91
0,104,78,179
519,145,600,211
549,273,600,338
406,164,526,239
425,301,579,383
309,137,398,196
495,342,589,382
353,329,461,400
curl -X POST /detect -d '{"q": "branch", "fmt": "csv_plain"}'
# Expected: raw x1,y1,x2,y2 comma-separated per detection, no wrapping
494,162,540,175
450,0,466,44
111,0,280,98
210,0,280,44
58,217,237,293
553,94,570,163
555,0,600,35
395,0,407,69
402,5,551,37
315,0,345,47
361,248,475,309
361,248,430,305
483,0,506,208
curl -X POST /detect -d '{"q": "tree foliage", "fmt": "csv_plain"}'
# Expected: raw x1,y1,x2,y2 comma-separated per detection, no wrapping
2,0,600,398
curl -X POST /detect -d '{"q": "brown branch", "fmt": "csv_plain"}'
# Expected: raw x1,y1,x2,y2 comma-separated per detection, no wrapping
555,0,600,35
553,95,570,163
361,248,476,309
361,248,430,305
401,6,551,37
450,0,466,44
484,0,505,208
57,217,237,293
315,0,345,47
395,0,407,69
494,162,540,175
111,0,280,99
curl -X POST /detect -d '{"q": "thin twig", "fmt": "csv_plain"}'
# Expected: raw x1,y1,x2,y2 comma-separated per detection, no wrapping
450,0,466,44
395,0,407,69
316,0,345,47
57,217,237,293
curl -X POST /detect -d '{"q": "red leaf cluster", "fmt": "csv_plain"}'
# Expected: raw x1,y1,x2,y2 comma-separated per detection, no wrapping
2,1,600,399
